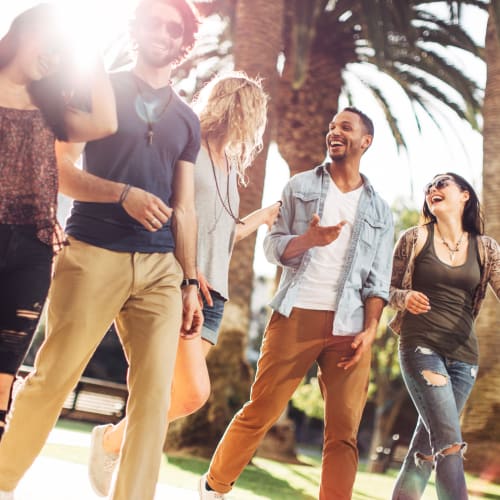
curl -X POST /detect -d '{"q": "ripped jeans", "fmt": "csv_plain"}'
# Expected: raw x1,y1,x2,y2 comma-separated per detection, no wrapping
392,346,478,500
0,225,52,376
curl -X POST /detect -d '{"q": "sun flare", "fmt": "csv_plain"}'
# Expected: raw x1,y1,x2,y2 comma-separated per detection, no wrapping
1,0,141,73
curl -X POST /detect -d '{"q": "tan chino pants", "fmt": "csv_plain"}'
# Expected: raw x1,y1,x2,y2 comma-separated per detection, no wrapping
0,236,183,500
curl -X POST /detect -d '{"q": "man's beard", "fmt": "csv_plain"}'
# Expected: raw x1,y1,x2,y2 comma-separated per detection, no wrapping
138,45,181,68
329,151,346,161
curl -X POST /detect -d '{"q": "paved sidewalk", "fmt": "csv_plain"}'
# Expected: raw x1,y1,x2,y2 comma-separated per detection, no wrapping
12,427,200,500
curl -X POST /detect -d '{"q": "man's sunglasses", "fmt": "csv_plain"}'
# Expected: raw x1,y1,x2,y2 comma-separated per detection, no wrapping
424,176,455,195
142,17,184,39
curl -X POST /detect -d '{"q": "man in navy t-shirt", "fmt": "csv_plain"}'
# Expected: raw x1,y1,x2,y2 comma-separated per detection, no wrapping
0,2,202,500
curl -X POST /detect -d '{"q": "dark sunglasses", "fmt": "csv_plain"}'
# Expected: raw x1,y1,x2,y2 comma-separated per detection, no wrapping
142,17,184,39
424,176,455,195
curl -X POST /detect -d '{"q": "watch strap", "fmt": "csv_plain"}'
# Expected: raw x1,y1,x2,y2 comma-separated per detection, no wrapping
180,278,200,289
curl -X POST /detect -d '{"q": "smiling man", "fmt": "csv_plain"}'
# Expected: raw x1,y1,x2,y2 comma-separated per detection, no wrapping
0,2,201,500
199,107,394,500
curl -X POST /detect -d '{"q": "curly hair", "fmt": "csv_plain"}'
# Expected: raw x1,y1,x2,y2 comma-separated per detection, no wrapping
193,72,268,185
421,172,484,235
132,0,200,64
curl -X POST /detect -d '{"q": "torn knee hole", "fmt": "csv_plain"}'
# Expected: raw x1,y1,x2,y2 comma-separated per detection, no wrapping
0,328,28,337
414,452,433,467
421,370,448,386
439,442,467,457
16,309,41,320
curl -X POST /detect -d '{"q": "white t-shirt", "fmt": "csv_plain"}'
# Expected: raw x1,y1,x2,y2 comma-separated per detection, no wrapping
294,178,363,311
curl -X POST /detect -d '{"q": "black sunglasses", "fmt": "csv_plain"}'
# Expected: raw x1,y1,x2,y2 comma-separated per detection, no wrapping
142,17,184,39
424,176,456,195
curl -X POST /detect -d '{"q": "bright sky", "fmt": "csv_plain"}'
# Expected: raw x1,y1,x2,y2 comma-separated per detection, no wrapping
1,1,487,276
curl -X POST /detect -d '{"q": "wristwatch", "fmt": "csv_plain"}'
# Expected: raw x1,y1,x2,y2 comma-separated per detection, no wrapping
180,278,200,290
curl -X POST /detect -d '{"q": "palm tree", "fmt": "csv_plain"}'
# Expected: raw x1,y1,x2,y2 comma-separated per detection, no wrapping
461,1,500,480
277,0,484,175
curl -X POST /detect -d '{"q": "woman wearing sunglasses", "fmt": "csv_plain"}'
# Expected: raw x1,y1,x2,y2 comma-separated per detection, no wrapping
0,4,116,440
389,173,500,499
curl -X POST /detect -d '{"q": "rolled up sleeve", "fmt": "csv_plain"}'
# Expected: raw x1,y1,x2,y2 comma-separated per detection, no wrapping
264,182,303,269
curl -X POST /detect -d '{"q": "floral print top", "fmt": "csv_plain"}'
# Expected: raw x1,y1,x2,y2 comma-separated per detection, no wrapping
0,106,63,249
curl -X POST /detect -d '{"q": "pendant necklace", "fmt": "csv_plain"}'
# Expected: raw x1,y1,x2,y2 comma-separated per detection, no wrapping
435,224,465,263
207,142,244,230
134,77,173,146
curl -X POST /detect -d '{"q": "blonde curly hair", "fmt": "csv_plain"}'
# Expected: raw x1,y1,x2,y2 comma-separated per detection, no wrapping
193,71,268,185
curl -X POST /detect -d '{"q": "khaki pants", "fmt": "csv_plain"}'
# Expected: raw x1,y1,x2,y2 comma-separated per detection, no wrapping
0,237,183,500
207,308,371,500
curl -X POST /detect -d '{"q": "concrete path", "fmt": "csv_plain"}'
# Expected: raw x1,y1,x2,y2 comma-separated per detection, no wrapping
12,427,201,500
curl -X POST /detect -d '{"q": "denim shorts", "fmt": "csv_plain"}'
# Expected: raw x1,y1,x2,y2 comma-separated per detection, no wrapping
201,290,226,345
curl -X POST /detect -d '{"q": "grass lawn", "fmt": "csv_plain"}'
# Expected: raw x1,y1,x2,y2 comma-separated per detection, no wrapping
44,420,500,499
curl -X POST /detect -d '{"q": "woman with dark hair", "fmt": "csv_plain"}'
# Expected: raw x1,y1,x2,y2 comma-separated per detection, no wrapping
389,173,500,499
0,3,116,440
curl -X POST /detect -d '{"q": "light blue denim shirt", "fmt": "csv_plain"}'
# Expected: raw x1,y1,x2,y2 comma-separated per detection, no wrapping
264,163,394,335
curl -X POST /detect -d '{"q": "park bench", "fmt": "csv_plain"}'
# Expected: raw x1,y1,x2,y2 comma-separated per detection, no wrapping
18,365,128,424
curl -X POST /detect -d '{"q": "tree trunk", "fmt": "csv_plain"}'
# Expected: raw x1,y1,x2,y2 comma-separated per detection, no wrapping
367,385,408,473
276,50,345,176
166,0,285,456
461,9,500,481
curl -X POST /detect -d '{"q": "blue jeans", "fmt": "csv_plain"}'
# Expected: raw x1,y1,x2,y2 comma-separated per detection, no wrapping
392,346,478,500
200,290,226,345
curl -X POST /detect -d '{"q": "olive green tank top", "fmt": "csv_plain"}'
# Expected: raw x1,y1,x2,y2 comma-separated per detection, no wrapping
400,224,481,364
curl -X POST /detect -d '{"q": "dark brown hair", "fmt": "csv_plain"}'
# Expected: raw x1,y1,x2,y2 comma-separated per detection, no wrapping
133,0,200,64
422,172,484,235
0,4,74,140
341,106,374,137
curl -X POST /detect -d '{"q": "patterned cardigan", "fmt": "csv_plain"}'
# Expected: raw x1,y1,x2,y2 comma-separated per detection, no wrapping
388,226,500,335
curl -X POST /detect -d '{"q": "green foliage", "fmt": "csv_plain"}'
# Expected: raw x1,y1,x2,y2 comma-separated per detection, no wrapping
291,377,324,420
391,198,421,241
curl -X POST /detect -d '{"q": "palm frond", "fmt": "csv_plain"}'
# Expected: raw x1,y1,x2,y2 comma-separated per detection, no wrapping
290,0,326,89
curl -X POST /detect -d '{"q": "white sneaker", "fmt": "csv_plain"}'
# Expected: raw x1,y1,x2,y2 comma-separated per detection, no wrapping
88,424,119,497
0,490,14,500
198,473,226,499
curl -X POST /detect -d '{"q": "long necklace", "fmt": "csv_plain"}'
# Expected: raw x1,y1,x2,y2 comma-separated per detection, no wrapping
207,142,244,226
435,224,465,263
134,78,173,146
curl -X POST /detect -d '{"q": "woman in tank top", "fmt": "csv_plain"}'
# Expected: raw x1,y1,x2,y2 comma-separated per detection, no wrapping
0,4,116,439
389,173,500,499
86,72,281,498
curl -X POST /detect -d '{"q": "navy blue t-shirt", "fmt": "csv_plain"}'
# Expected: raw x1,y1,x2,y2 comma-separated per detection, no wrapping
66,71,201,253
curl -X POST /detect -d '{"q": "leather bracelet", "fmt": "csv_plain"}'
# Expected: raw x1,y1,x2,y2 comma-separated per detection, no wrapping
119,184,132,205
180,278,200,290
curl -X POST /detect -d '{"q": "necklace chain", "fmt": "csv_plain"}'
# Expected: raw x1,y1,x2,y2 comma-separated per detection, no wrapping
134,77,173,146
207,142,243,227
435,224,465,263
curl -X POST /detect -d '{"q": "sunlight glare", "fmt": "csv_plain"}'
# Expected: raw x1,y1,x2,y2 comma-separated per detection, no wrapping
53,0,140,73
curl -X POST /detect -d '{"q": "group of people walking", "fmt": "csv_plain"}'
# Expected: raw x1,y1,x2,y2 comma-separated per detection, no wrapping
0,1,498,500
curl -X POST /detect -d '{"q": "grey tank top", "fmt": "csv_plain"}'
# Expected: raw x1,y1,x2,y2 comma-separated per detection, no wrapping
194,147,240,300
400,223,481,364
